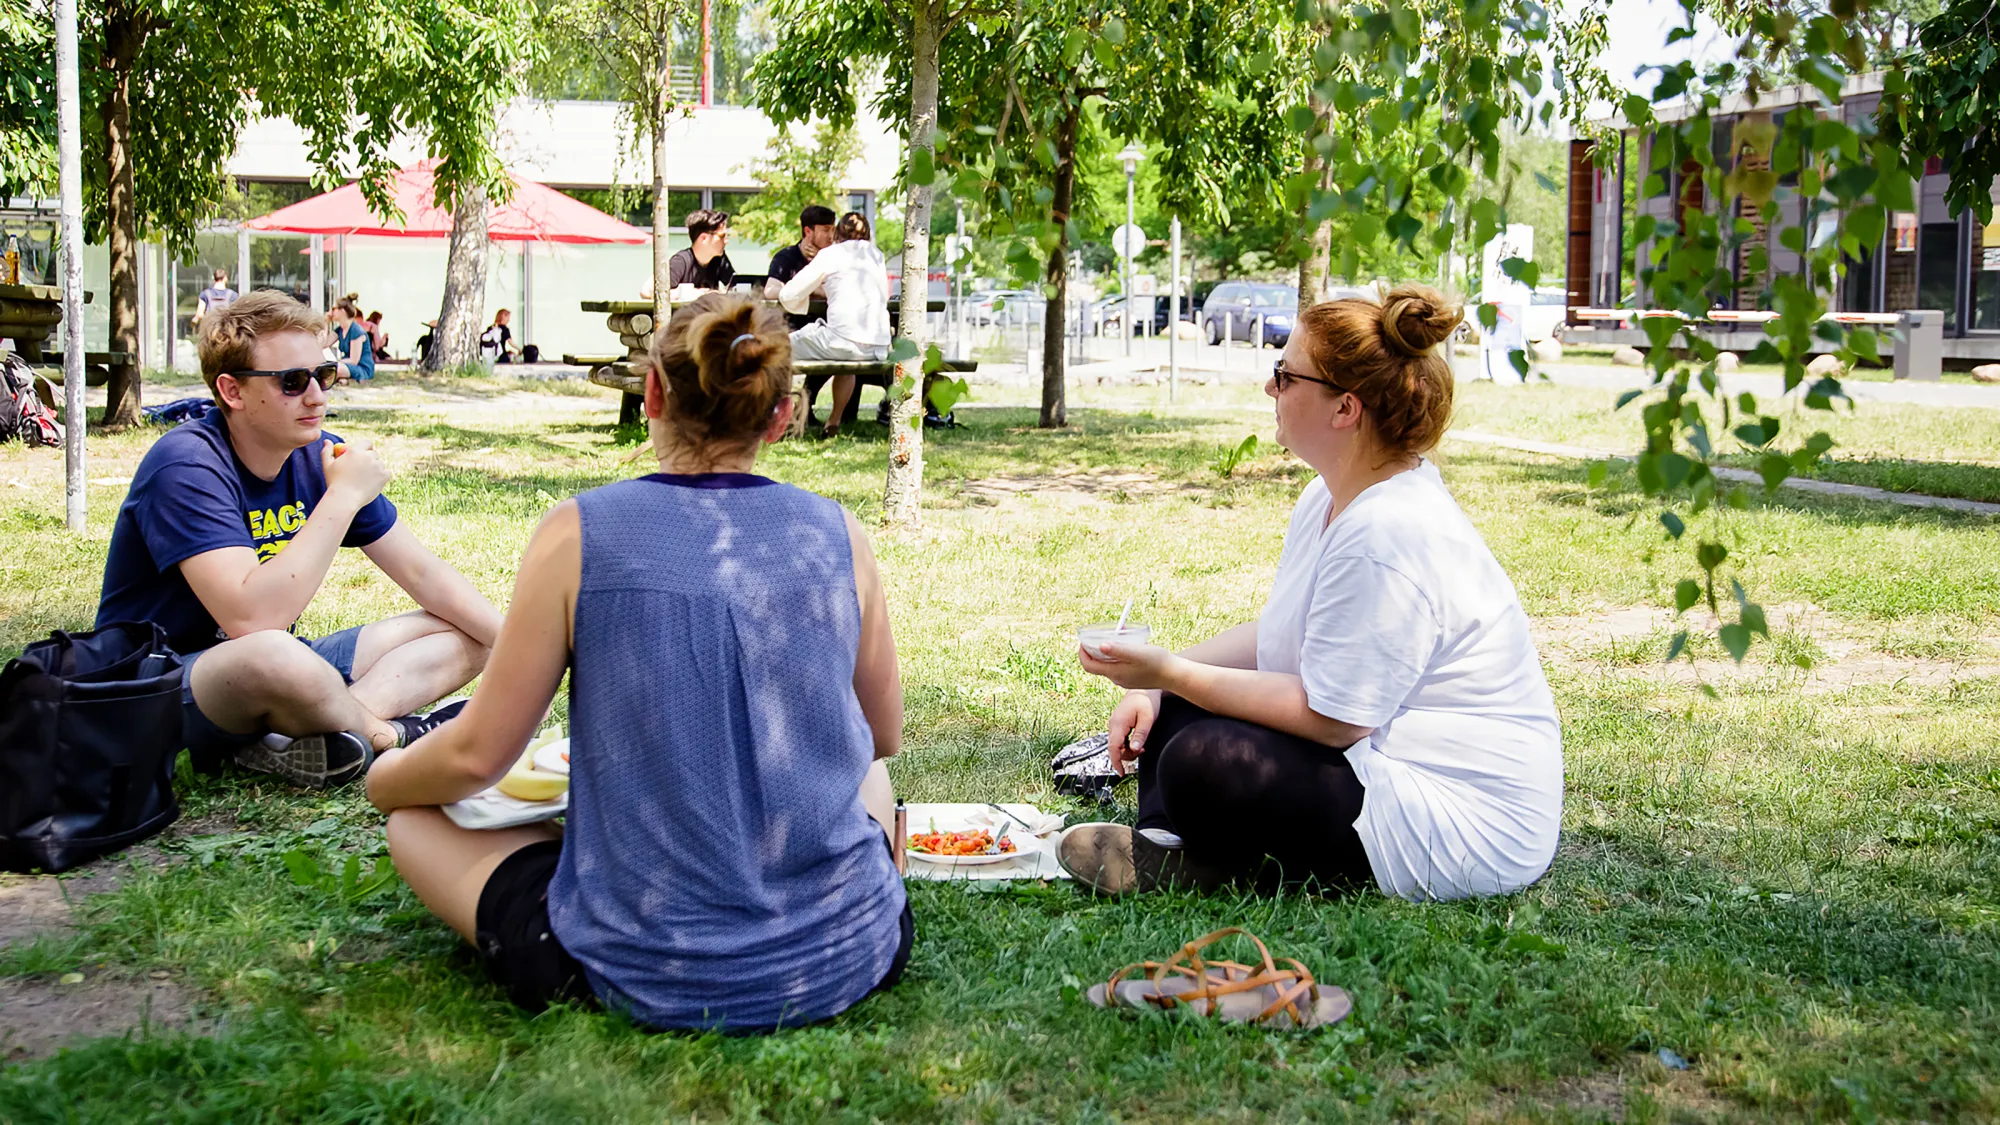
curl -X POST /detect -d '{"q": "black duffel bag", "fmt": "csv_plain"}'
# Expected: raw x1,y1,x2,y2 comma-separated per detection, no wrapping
0,622,185,873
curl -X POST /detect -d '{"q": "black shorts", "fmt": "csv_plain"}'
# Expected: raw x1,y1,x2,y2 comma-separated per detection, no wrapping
474,838,915,1028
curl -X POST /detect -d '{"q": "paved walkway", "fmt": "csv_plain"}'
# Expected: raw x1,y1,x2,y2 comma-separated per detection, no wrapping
1503,362,2000,411
1448,430,2000,516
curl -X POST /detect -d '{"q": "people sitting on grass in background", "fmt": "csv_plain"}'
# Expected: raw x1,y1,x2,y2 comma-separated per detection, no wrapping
95,291,500,788
1060,284,1563,902
480,308,519,365
365,310,390,362
329,298,375,383
371,293,910,1031
667,209,736,292
779,211,891,438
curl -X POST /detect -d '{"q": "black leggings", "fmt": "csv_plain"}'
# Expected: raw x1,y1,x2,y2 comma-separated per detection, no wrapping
1135,693,1374,891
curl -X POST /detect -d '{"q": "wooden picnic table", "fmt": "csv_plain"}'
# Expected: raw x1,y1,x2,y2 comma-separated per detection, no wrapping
580,296,961,428
0,283,92,364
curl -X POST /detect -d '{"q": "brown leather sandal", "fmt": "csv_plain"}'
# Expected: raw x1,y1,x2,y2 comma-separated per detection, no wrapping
1084,927,1352,1030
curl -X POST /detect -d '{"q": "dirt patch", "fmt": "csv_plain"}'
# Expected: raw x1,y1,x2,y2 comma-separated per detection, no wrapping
953,469,1203,507
0,972,200,1063
1533,602,2000,691
0,811,236,951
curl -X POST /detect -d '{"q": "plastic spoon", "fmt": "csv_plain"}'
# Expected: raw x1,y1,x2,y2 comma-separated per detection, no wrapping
1115,595,1134,634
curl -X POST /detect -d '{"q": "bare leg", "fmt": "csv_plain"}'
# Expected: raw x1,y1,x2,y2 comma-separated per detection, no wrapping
824,375,858,434
346,611,489,723
386,806,560,942
189,631,398,750
861,758,894,842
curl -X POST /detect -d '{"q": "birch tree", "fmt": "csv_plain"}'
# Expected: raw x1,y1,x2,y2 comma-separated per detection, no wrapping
545,0,699,318
755,0,1002,524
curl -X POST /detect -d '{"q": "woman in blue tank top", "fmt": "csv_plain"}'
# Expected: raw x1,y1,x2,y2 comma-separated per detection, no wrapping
367,293,911,1032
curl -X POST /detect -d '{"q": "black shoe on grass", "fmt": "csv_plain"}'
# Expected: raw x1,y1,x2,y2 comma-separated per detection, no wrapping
388,698,468,749
235,730,372,789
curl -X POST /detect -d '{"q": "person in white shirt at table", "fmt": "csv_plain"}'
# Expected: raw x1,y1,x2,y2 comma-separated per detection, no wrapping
779,211,890,437
1059,284,1564,902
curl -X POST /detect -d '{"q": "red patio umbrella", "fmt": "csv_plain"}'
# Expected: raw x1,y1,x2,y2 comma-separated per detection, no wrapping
243,160,649,244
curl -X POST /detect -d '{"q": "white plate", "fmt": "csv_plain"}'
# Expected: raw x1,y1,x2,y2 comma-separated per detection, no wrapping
906,834,1038,867
532,738,570,776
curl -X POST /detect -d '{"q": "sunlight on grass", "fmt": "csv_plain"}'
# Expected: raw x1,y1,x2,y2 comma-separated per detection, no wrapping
0,379,1996,1122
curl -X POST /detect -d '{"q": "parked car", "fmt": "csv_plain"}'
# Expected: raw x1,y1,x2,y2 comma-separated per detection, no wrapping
1089,293,1196,336
1200,282,1297,346
967,289,1047,327
1459,287,1568,344
1523,288,1569,342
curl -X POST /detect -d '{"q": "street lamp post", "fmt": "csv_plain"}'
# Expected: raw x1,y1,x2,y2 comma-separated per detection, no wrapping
1118,143,1143,359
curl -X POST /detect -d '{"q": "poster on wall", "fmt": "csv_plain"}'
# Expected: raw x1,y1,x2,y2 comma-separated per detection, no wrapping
1892,212,1919,253
1984,220,2000,271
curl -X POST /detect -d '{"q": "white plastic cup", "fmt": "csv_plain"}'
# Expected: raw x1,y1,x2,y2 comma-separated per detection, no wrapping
1078,623,1151,661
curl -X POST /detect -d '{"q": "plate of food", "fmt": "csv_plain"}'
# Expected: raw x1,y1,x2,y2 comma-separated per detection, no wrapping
905,827,1032,867
532,738,570,776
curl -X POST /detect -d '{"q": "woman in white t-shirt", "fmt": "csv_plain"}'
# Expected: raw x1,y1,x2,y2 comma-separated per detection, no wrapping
1059,285,1563,901
779,211,891,437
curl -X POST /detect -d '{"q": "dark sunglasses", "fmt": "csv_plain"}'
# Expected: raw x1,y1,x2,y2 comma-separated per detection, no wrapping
1272,359,1349,396
225,363,341,396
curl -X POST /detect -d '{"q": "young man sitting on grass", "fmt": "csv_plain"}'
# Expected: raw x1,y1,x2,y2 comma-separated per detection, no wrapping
95,291,502,788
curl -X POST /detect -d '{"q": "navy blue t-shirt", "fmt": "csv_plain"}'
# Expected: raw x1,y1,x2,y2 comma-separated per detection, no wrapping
96,410,398,654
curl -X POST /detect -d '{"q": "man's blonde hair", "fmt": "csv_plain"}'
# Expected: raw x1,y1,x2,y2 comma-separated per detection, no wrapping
197,290,327,399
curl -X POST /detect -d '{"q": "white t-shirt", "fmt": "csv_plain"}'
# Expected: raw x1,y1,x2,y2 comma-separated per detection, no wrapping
1255,461,1562,900
778,239,891,351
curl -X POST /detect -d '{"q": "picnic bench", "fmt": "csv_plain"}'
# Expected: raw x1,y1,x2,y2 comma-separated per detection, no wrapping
1,283,93,364
577,297,966,431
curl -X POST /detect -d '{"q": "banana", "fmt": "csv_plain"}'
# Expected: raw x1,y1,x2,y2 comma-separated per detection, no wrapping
496,745,568,802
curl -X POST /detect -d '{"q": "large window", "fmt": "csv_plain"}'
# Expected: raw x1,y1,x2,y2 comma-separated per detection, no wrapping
1918,221,1961,329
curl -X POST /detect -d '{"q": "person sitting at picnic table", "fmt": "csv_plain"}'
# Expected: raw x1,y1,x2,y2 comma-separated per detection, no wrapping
779,211,890,438
667,209,736,292
370,292,911,1031
95,291,498,788
330,298,375,382
1059,284,1563,902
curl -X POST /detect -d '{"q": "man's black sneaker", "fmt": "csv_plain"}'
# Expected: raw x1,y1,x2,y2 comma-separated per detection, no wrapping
389,698,469,748
235,730,372,789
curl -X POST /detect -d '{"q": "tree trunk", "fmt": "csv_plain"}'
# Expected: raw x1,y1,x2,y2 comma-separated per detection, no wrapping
1039,98,1081,429
1297,95,1333,309
425,184,490,371
101,10,143,428
650,45,675,321
881,0,943,526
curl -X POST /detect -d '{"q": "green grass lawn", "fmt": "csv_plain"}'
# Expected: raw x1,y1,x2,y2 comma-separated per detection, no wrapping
1,371,1997,1122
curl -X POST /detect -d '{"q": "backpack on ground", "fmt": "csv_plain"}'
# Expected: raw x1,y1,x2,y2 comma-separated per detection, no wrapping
0,352,63,447
0,622,186,873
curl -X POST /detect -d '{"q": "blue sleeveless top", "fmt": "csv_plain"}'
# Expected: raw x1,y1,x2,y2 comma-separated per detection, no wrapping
548,472,907,1030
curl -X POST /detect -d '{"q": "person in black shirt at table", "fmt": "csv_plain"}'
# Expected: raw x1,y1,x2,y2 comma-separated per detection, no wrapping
764,204,841,424
764,205,838,328
667,209,736,291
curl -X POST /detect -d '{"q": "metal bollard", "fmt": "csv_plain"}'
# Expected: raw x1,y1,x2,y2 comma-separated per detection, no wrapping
1893,309,1944,382
1255,314,1265,353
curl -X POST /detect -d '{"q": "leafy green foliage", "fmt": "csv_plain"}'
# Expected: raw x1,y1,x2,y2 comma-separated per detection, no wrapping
1886,0,2000,223
1210,433,1260,477
0,0,54,198
733,120,863,245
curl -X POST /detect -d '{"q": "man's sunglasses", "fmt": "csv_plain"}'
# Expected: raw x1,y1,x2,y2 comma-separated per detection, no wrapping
1272,359,1349,396
225,364,340,396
